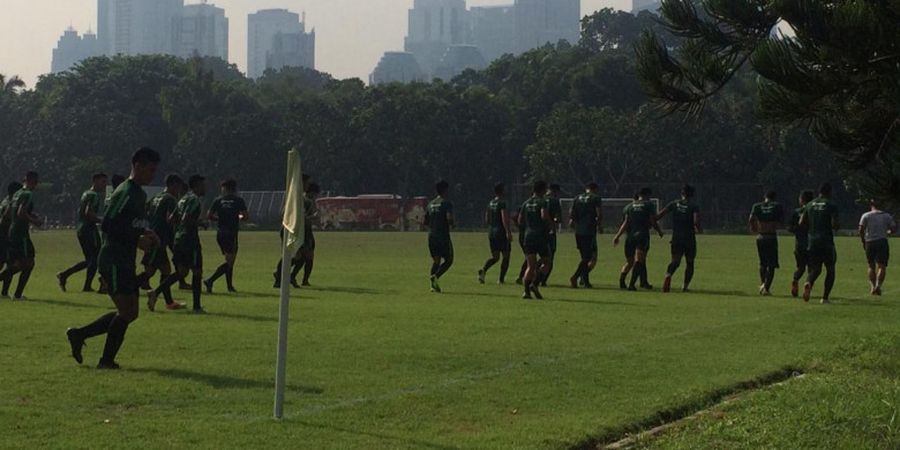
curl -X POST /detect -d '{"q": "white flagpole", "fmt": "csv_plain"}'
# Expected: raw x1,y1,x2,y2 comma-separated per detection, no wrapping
274,232,292,419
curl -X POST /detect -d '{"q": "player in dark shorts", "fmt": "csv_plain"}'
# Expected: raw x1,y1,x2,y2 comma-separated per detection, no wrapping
657,185,702,293
151,175,207,314
614,188,663,291
539,184,562,287
287,183,321,287
787,190,814,297
142,174,186,312
479,183,513,285
425,181,455,293
568,182,603,289
58,173,108,292
859,199,896,296
0,172,43,300
0,182,23,280
66,147,161,369
749,191,786,296
204,179,248,293
520,181,552,299
514,202,528,285
800,183,840,303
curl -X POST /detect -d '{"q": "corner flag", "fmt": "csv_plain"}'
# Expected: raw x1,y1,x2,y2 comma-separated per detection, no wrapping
275,149,304,419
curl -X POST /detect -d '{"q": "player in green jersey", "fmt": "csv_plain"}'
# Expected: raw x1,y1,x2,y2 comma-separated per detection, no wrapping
66,148,161,369
749,191,786,296
0,182,23,278
479,183,513,284
274,174,314,289
614,188,663,291
800,183,840,304
514,202,528,285
520,180,553,299
204,179,249,293
787,190,815,297
657,185,702,293
539,184,563,287
568,182,603,289
151,175,208,314
142,174,186,312
288,183,321,287
58,173,108,293
425,181,454,293
0,172,43,300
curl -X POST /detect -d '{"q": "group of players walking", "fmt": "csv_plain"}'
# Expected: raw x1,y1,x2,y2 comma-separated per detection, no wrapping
425,181,896,303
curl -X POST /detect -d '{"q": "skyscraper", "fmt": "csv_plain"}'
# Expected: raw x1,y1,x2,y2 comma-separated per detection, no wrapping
470,5,516,62
370,52,425,85
248,9,313,79
404,0,470,78
632,0,661,13
178,2,229,60
102,0,184,56
51,27,105,73
514,0,580,54
266,29,316,72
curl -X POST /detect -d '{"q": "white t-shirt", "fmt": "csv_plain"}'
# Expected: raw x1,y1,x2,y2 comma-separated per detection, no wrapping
860,210,895,242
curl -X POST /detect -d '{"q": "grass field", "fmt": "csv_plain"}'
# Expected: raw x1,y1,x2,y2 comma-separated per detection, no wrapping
1,231,899,449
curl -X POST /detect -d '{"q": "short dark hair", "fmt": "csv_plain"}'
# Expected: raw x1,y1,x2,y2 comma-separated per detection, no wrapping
132,147,161,165
435,180,450,195
165,174,183,188
639,187,652,198
7,182,22,196
92,173,108,182
188,175,206,189
765,190,777,200
533,180,548,194
801,190,815,203
682,184,695,198
819,182,832,196
494,183,505,196
549,184,561,193
307,183,321,195
221,179,237,192
586,182,599,191
25,171,39,182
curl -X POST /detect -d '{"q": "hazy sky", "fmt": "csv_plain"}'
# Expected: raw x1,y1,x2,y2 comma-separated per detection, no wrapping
1,0,629,87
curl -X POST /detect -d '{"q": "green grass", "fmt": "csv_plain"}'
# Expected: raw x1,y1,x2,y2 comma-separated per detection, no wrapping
0,231,898,449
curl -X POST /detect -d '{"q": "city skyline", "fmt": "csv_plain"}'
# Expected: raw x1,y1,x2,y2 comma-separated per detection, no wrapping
2,0,628,87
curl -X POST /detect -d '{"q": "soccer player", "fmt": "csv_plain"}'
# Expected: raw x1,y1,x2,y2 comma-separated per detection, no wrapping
479,183,512,284
787,190,815,297
859,199,895,296
614,188,663,291
749,191,785,296
800,183,839,304
288,183,321,287
520,181,552,299
0,182,23,278
204,179,248,294
657,184,702,293
540,184,562,287
514,202,528,285
66,147,161,369
0,172,42,300
425,180,454,293
568,182,603,289
151,175,207,314
57,173,108,292
142,174,186,312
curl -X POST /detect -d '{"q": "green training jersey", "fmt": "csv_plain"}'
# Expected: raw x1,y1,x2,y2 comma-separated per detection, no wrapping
624,200,656,240
789,207,808,251
210,194,247,234
664,199,699,240
101,179,148,261
547,197,562,235
147,191,178,246
427,197,453,238
487,198,508,236
522,196,549,240
571,192,602,236
0,197,13,239
174,192,202,245
77,189,103,233
750,201,785,226
304,196,317,234
8,189,34,241
804,197,839,249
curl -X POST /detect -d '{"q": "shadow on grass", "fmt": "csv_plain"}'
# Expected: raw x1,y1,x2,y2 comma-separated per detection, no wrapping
127,367,323,394
24,297,112,310
687,288,753,299
291,420,457,450
205,311,278,323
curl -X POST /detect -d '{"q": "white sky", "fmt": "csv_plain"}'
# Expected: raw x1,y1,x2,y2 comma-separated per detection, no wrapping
0,0,628,87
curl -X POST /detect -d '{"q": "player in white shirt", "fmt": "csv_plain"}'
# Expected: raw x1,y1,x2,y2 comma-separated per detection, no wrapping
859,200,897,295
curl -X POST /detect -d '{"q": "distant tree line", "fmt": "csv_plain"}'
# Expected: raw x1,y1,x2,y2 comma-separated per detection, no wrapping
0,9,852,226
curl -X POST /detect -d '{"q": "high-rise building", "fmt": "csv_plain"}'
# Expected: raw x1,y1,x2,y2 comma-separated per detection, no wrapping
469,5,515,62
434,45,487,81
266,29,316,72
51,27,105,73
178,2,229,60
102,0,184,56
248,9,314,78
513,0,580,54
632,0,661,13
404,0,470,78
370,52,425,85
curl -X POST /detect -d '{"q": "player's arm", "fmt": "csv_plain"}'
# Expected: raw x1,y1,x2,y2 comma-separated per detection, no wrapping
656,205,671,221
17,200,41,226
858,218,867,247
207,202,219,222
83,199,101,224
890,216,898,235
501,208,511,239
651,214,664,238
423,210,431,229
595,206,604,234
239,208,249,222
613,217,629,246
831,208,840,232
749,212,760,233
694,211,703,234
447,207,455,229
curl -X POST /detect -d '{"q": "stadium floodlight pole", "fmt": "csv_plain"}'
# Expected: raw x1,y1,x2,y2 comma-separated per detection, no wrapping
275,149,305,419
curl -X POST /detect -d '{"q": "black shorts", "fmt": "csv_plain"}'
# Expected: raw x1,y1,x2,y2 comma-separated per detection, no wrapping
7,237,34,261
217,232,239,254
548,234,558,255
523,236,550,258
141,244,171,268
173,241,203,270
429,235,453,259
77,229,101,262
489,233,511,253
99,255,138,296
865,239,889,266
625,236,650,259
808,245,837,268
0,238,7,265
518,233,526,251
672,237,697,260
301,230,316,252
576,234,598,261
794,248,809,269
756,236,779,268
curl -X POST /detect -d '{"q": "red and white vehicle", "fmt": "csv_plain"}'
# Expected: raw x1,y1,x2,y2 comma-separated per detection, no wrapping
316,195,428,231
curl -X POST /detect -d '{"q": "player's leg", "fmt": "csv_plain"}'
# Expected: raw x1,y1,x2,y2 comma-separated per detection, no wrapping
867,260,878,295
583,243,598,288
571,237,587,289
225,241,238,292
792,249,807,297
499,247,511,284
435,243,454,279
664,242,683,293
638,240,653,289
875,240,889,295
522,253,538,299
804,253,823,302
83,231,100,292
0,253,22,297
150,247,188,311
480,242,500,284
301,249,315,286
629,249,645,291
620,255,634,290
13,241,35,299
541,236,557,287
190,247,204,313
97,292,140,368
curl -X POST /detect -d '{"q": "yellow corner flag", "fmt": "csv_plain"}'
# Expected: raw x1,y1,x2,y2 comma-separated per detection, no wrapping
275,148,304,419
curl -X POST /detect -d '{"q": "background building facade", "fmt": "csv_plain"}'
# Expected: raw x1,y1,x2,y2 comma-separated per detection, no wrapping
248,9,315,79
178,2,229,60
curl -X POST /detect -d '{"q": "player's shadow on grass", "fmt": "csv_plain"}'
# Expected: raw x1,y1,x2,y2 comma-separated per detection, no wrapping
128,367,323,394
687,288,753,298
547,297,657,308
205,311,279,323
292,420,456,450
25,297,112,310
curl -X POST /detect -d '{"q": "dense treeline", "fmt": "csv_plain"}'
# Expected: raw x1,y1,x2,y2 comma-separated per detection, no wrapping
0,9,846,226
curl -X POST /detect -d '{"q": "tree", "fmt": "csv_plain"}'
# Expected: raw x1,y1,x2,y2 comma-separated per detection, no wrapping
0,74,25,94
636,0,900,206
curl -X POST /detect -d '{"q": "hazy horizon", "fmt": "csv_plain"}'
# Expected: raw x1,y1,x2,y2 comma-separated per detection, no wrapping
1,0,627,87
